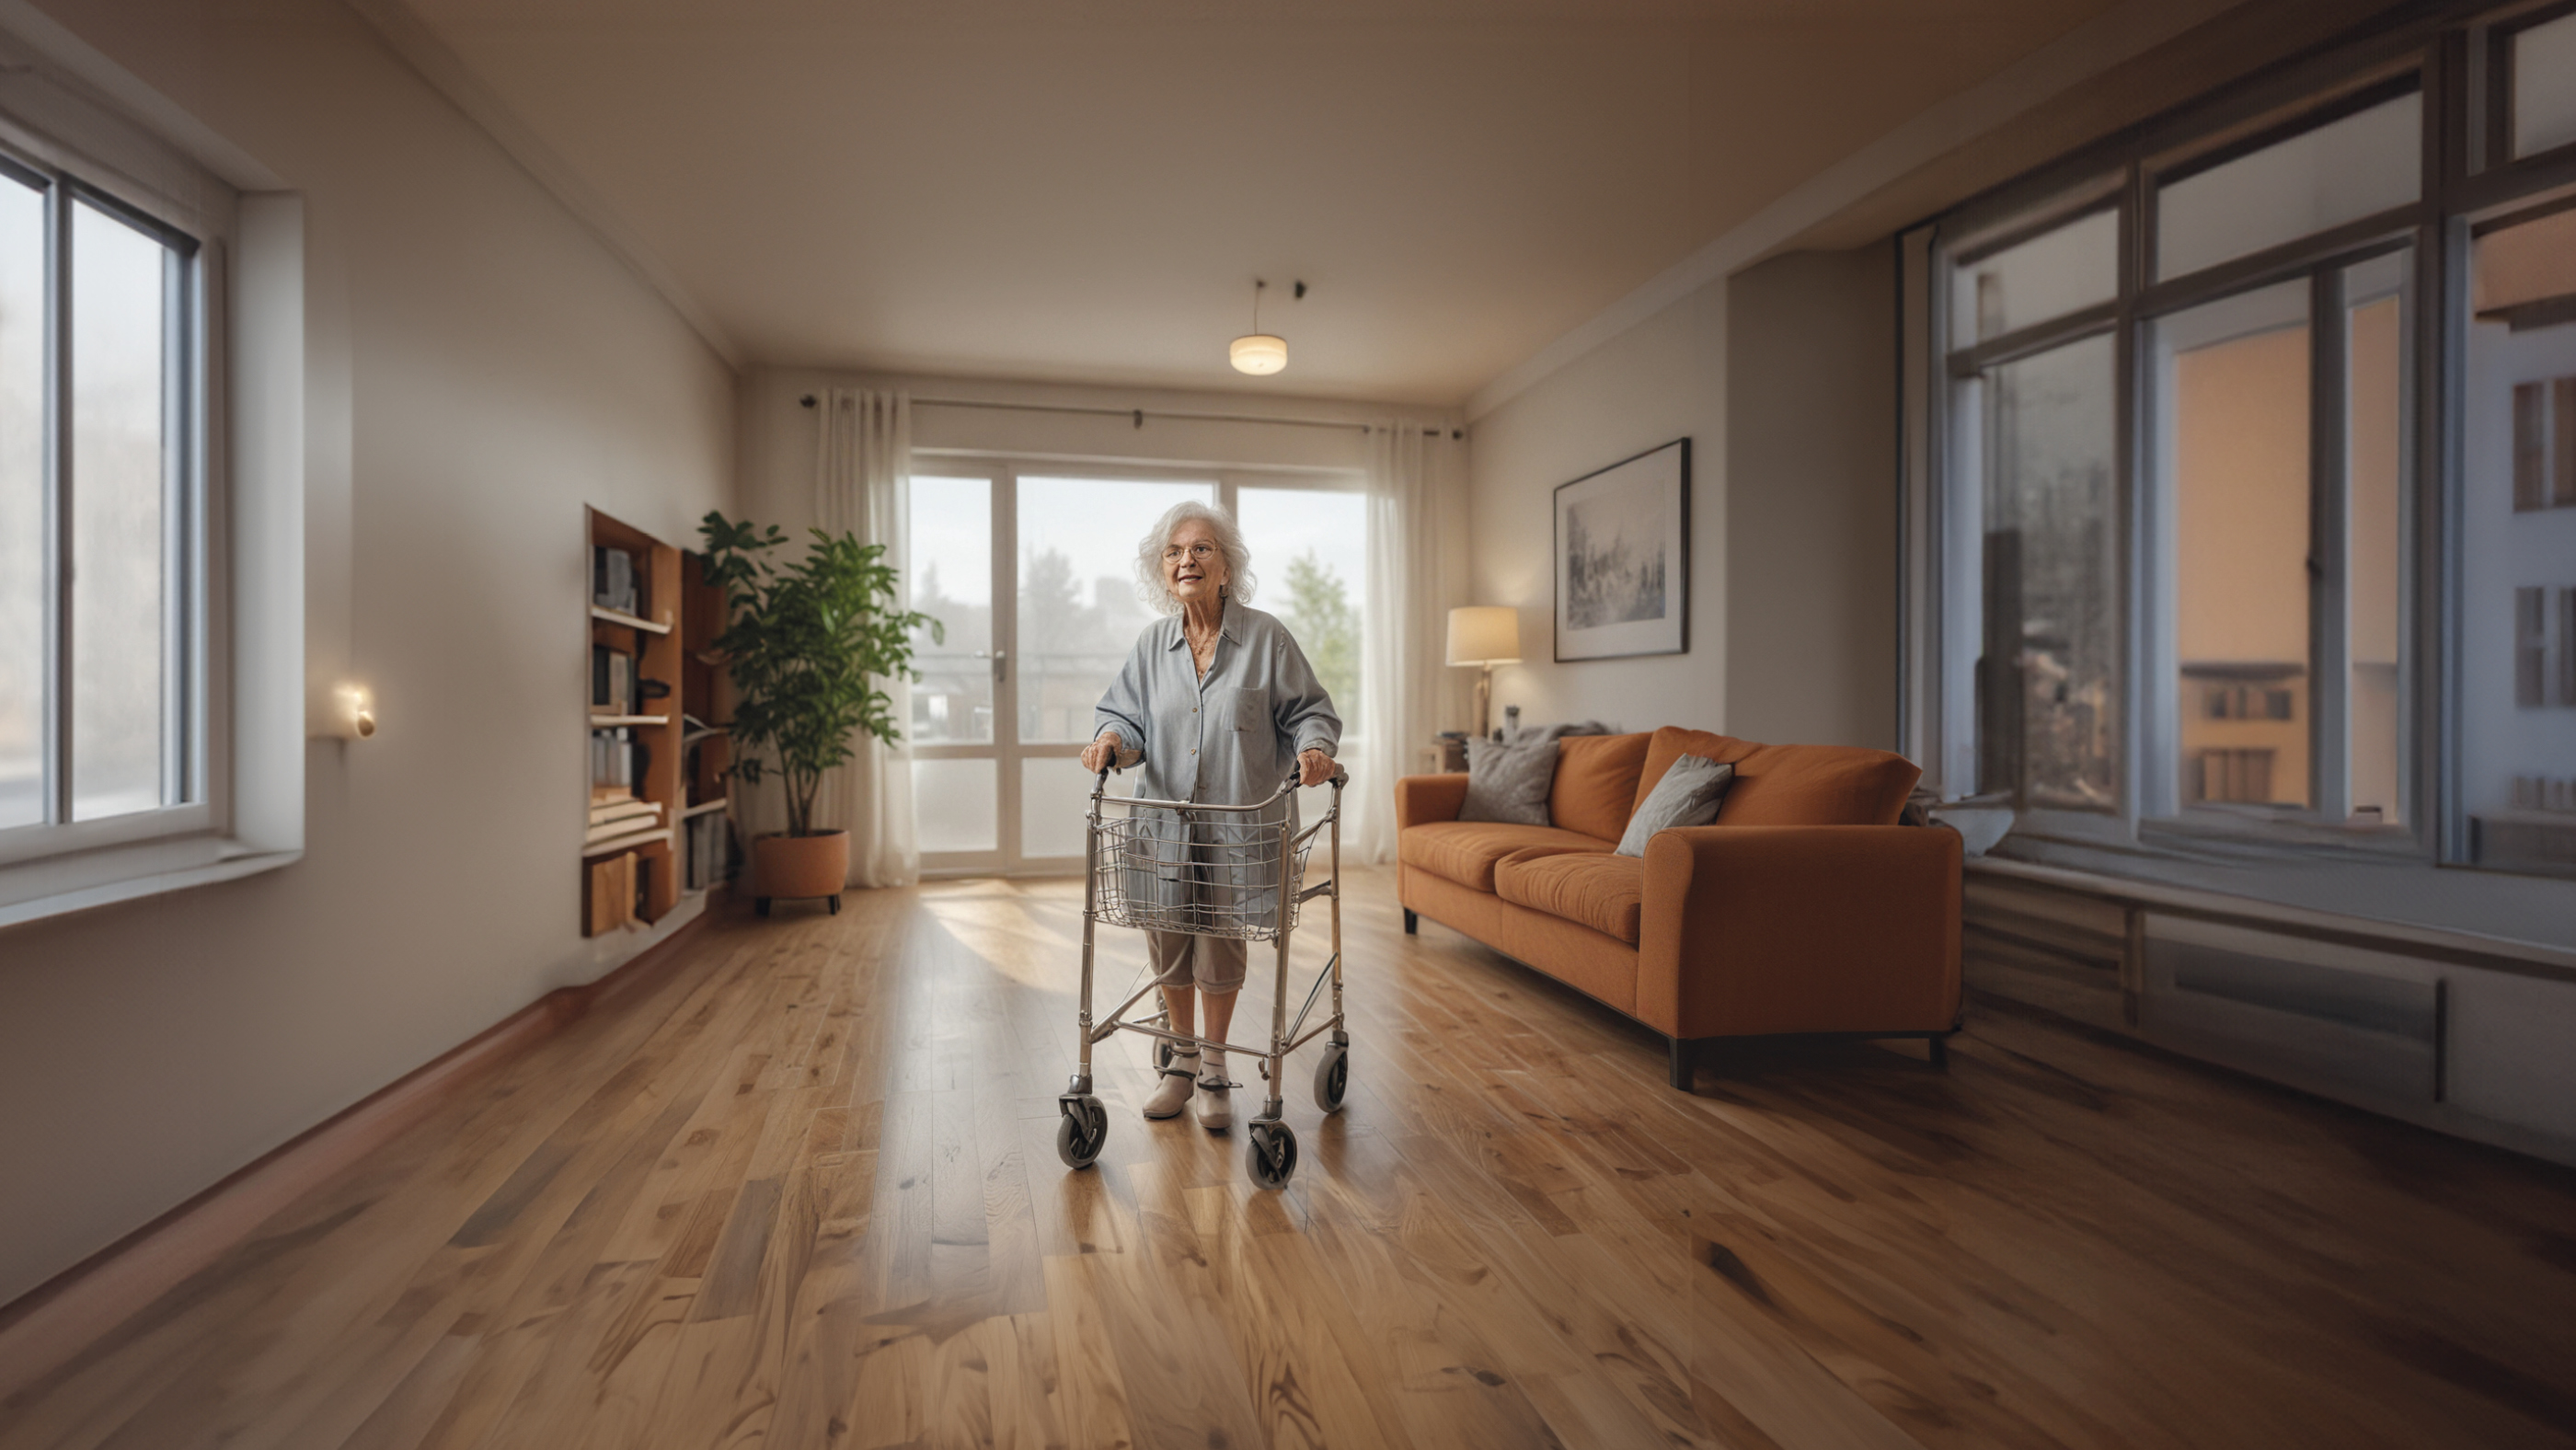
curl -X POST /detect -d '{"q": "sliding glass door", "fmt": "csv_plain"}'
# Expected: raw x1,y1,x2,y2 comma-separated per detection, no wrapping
907,462,1364,875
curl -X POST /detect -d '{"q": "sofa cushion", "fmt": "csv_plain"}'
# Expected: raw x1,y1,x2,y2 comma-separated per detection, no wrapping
1548,732,1651,843
1494,850,1646,945
1398,821,1612,892
1459,736,1558,824
1633,727,1919,827
1616,754,1735,856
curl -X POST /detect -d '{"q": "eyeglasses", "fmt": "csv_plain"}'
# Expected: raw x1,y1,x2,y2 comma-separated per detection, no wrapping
1161,542,1220,564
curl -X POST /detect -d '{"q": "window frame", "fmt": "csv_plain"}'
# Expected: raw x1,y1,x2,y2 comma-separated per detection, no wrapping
0,80,240,915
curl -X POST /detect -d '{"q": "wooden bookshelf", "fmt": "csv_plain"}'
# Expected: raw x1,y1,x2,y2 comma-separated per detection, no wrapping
589,604,673,635
584,508,693,935
677,549,734,896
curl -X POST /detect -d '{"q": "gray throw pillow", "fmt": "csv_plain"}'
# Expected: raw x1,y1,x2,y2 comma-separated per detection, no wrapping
1459,736,1558,825
1616,754,1735,857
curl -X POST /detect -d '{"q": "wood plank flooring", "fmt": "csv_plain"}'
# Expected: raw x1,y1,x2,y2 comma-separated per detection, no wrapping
6,868,2574,1449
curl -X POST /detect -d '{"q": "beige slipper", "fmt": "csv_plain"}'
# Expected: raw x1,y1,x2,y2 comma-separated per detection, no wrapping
1143,1053,1199,1120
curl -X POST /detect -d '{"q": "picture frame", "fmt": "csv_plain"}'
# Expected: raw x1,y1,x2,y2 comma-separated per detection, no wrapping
1553,438,1689,662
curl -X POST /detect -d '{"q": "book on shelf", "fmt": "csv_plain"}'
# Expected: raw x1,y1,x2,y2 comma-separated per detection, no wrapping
589,726,648,790
589,796,660,829
591,645,638,714
592,546,639,615
684,807,734,892
586,811,664,846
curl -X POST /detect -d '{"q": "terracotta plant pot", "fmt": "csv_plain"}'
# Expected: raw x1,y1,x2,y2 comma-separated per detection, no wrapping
752,829,848,916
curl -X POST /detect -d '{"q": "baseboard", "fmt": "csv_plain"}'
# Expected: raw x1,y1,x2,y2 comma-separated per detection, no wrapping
0,908,716,1402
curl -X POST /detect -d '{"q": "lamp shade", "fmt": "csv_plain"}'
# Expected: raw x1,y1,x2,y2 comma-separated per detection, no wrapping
1229,333,1288,375
1446,605,1522,665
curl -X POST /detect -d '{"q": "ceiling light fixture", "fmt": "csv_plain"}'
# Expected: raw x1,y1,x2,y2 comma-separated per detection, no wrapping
1229,279,1287,375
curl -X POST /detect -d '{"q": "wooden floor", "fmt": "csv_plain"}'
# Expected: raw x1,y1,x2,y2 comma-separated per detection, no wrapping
6,868,2576,1450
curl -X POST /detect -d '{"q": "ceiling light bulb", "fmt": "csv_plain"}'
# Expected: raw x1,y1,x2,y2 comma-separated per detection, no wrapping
1230,333,1288,374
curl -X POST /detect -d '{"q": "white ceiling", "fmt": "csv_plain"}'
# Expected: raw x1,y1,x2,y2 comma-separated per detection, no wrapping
399,0,2119,406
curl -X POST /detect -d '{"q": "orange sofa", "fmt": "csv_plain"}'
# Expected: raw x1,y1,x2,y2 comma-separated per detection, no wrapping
1396,726,1962,1088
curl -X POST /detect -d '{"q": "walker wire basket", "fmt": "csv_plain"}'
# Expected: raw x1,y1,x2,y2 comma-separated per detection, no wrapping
1087,804,1320,941
1056,761,1351,1191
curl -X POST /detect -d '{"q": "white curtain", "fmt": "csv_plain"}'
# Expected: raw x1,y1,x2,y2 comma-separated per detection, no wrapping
1356,421,1454,864
812,388,919,888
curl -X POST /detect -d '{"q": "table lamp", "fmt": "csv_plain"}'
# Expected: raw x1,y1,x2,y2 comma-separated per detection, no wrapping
1446,605,1522,741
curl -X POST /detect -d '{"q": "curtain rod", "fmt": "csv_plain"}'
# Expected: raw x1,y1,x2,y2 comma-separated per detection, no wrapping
802,391,1462,439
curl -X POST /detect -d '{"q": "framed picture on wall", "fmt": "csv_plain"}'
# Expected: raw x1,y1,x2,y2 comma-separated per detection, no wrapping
1554,439,1688,662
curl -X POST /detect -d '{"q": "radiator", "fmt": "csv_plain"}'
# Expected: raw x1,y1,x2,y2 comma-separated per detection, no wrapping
2140,915,2444,1110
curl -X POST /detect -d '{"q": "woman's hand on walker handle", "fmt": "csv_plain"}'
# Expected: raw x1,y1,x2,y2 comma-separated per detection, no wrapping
1082,731,1122,775
1298,748,1333,788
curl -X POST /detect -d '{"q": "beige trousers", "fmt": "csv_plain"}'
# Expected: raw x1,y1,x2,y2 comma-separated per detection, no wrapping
1146,931,1248,993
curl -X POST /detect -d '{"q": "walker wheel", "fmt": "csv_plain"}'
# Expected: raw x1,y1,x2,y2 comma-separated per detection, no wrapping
1055,1098,1108,1170
1245,1119,1297,1190
1313,1043,1349,1114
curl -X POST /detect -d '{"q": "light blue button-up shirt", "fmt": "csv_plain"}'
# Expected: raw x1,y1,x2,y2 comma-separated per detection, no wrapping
1091,598,1341,936
1091,595,1341,809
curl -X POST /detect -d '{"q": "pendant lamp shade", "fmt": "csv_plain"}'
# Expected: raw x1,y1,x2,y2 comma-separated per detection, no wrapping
1229,279,1287,374
1230,333,1288,374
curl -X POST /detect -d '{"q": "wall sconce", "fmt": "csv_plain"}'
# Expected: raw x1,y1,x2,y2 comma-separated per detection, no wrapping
332,683,377,740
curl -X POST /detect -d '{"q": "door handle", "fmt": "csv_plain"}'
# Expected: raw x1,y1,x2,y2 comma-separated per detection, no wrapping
990,649,1007,684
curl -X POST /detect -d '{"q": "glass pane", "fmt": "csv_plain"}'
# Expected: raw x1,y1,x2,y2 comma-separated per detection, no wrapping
907,475,993,744
2156,92,2420,281
1021,756,1103,858
2462,213,2576,874
2157,282,2312,810
1978,333,2121,811
1017,476,1212,742
2345,260,2406,825
2516,11,2576,159
0,177,43,830
70,199,174,822
1234,486,1365,734
1949,208,2117,345
912,756,997,853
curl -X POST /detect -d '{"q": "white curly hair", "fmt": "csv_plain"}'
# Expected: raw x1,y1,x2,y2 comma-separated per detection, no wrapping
1133,499,1256,616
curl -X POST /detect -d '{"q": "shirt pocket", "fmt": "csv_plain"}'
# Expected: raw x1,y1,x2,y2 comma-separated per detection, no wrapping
1229,685,1271,733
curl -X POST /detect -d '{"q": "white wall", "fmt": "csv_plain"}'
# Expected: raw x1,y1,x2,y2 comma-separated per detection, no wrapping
1463,247,1903,751
1723,247,1899,750
0,0,736,1308
1466,278,1728,735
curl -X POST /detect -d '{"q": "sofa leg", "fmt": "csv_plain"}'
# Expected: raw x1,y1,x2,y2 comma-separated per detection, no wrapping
1928,1034,1950,1069
1403,908,1418,935
1668,1036,1696,1091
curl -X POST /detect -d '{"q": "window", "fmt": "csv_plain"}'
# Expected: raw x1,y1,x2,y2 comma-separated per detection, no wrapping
2509,7,2576,160
902,461,1365,873
1914,3,2576,884
1967,333,2122,811
2463,201,2576,872
0,161,203,849
2153,88,2421,280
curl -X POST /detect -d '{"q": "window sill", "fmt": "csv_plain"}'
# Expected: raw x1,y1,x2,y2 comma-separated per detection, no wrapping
0,837,302,930
2133,810,2424,864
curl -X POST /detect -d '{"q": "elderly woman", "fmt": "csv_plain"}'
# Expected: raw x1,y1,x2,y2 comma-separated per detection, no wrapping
1079,500,1340,1131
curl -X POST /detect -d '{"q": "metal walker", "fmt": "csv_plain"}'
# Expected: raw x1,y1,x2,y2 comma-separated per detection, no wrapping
1055,763,1350,1189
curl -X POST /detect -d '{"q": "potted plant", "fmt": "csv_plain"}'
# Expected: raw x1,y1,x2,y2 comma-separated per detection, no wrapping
698,511,938,915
